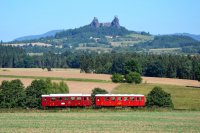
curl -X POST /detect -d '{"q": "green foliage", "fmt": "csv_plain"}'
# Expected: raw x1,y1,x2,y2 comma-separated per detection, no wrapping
91,88,108,95
25,79,50,108
195,63,200,81
125,72,142,84
0,79,26,108
50,80,69,93
111,73,124,83
146,86,174,108
124,59,142,74
25,79,69,108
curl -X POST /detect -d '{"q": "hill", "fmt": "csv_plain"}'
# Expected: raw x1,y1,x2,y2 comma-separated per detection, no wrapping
174,33,200,41
7,17,200,54
14,30,62,41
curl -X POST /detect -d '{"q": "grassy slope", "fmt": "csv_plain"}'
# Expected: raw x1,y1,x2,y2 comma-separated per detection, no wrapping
0,111,199,132
112,83,200,110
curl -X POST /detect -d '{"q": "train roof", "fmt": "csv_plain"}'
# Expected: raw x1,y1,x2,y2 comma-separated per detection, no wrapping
42,94,91,97
95,94,144,97
42,94,145,97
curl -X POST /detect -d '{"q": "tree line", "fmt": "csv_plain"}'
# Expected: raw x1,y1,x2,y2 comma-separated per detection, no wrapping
1,45,200,81
0,79,69,109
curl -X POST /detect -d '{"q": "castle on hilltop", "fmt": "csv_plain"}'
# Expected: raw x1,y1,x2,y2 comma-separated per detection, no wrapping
90,16,120,28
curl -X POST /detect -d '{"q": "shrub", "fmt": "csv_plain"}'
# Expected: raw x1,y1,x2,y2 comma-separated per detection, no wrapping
111,73,124,83
125,72,142,84
0,79,26,108
146,86,174,108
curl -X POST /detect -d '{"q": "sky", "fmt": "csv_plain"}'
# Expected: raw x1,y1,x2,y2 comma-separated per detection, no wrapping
0,0,200,42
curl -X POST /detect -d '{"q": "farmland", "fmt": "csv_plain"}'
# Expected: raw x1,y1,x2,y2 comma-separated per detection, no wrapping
0,111,200,132
0,68,200,109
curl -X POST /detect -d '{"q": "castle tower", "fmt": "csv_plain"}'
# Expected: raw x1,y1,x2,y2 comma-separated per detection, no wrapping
90,17,100,28
111,16,120,28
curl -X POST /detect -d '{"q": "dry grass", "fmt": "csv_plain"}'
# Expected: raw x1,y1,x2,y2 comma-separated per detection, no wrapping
1,68,199,87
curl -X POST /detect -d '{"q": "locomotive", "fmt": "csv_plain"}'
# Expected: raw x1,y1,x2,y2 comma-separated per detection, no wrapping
41,94,145,107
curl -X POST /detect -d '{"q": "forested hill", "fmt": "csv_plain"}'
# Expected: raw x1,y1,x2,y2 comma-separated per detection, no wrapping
6,17,200,54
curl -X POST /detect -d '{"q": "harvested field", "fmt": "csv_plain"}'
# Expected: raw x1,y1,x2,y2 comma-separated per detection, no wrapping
0,68,199,87
143,77,200,87
0,68,111,81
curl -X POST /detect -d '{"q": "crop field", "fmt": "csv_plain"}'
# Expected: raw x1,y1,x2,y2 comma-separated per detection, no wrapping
0,111,200,132
1,68,199,87
112,83,200,110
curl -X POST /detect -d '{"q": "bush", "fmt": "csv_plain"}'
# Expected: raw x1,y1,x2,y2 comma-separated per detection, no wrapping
125,72,142,84
146,86,174,108
111,73,124,83
0,79,26,108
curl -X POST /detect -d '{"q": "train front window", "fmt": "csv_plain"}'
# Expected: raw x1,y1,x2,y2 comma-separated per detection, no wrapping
43,97,47,101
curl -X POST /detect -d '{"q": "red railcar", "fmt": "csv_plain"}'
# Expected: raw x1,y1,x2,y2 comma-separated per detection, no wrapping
41,94,92,107
95,94,145,107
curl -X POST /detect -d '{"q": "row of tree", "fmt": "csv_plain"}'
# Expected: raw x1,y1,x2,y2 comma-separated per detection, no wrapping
0,79,69,108
1,45,200,81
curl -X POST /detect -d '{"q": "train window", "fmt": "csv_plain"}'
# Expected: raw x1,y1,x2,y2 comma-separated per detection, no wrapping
97,97,100,101
130,97,134,101
137,97,142,101
43,97,47,101
51,97,56,101
84,97,87,100
124,97,128,101
105,97,110,101
58,97,62,101
71,97,75,101
64,97,68,101
77,97,81,101
112,97,116,101
118,97,122,101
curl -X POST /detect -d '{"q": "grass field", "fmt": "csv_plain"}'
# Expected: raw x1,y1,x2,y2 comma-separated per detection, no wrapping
0,111,200,132
112,83,200,110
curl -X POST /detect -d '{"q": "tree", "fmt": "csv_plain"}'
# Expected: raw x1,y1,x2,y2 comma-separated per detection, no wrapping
146,86,174,108
0,79,26,108
124,60,141,74
125,72,142,84
194,63,200,81
25,79,50,108
111,73,124,83
145,61,166,77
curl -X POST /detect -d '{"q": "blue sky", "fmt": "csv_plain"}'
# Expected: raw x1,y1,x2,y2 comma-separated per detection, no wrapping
0,0,200,42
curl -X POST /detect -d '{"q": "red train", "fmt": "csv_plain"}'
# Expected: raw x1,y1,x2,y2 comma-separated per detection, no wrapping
41,94,145,107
